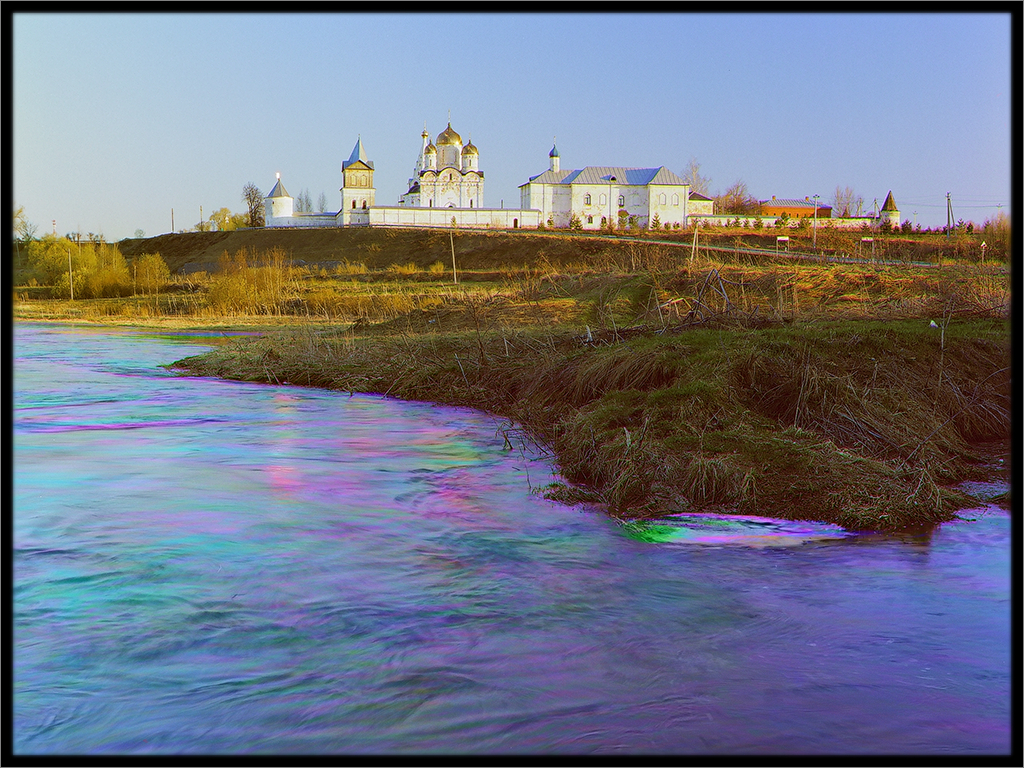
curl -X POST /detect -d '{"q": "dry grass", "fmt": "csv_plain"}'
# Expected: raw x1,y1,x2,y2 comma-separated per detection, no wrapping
16,235,1010,533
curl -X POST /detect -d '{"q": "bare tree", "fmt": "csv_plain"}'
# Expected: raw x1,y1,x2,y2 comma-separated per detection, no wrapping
714,180,761,215
680,158,711,197
13,206,38,242
242,183,265,228
295,188,313,213
317,191,328,213
832,185,864,218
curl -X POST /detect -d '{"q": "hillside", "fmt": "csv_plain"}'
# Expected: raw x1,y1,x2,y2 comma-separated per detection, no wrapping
116,227,689,275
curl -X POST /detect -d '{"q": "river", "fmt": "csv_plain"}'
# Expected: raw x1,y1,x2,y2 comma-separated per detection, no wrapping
12,323,1011,756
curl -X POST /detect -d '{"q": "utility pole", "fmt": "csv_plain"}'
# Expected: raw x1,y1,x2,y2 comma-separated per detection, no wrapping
67,248,74,300
812,194,819,252
946,192,953,239
171,208,175,233
450,217,458,284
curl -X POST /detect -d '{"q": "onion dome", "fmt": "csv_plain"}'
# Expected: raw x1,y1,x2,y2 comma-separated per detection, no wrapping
463,140,478,156
425,142,437,154
437,122,462,146
549,143,559,158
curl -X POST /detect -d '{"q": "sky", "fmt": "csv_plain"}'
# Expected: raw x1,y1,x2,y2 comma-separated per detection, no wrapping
11,10,1014,241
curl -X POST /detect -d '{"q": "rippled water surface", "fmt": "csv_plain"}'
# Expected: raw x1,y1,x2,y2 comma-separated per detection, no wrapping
13,323,1012,755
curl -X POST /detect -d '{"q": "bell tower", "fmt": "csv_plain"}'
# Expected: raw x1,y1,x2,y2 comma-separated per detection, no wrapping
340,136,376,215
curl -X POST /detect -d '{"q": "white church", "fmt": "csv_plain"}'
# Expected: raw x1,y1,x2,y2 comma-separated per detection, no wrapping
264,120,693,231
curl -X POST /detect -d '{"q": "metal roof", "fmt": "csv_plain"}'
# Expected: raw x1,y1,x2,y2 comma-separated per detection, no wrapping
267,178,290,198
760,198,832,209
342,137,374,170
880,191,898,211
524,166,688,187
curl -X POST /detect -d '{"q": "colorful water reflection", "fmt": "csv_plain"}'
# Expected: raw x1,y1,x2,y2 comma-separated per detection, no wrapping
13,323,1012,756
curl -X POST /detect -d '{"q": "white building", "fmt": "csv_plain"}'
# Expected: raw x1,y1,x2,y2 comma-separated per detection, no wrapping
519,144,692,230
266,127,540,230
399,123,484,209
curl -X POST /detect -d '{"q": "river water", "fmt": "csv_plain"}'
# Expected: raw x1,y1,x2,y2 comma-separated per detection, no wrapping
12,323,1012,756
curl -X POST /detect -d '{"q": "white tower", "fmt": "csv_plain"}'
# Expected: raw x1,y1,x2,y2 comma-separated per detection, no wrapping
340,136,375,214
265,173,293,225
549,140,560,172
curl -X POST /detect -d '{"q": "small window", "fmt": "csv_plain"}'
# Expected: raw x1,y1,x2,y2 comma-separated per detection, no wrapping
584,194,592,206
352,200,357,209
599,194,607,206
618,195,624,207
672,194,679,206
587,215,593,224
362,200,367,209
660,193,667,205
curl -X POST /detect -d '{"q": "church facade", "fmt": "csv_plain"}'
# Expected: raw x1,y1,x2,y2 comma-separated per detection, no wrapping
398,123,484,209
265,124,540,230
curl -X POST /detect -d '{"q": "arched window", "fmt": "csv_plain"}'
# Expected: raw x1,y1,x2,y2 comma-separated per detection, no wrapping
618,195,625,207
584,194,592,206
512,218,518,228
352,200,357,209
660,193,666,205
362,200,367,209
587,215,593,224
672,194,679,206
469,199,473,208
599,194,607,206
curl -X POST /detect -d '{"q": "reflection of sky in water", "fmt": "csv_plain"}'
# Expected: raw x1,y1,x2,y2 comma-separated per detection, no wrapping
621,513,854,547
13,324,1012,756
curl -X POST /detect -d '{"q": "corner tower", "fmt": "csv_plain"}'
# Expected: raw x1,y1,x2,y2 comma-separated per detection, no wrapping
265,173,293,226
879,190,900,228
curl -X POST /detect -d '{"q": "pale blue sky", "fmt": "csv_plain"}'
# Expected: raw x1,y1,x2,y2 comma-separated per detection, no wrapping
12,11,1013,240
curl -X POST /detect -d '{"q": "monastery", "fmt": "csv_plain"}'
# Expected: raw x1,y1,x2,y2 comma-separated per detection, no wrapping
263,119,898,232
264,120,695,231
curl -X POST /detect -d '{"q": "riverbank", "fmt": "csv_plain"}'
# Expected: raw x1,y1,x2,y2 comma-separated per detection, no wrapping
171,314,1009,533
14,230,1010,532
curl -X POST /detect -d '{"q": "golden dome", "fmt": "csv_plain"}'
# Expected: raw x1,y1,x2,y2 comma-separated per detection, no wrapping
462,140,478,155
425,142,436,153
436,122,462,146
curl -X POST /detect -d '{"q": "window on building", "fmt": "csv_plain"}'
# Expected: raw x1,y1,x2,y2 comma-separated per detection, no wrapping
618,195,624,207
660,194,667,205
587,215,593,224
362,200,367,209
672,194,679,206
584,194,591,206
599,194,607,206
352,200,356,209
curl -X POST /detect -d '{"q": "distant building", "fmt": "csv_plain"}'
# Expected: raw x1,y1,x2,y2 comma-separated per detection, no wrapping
398,123,484,209
265,126,539,230
759,196,833,219
687,191,714,217
519,144,691,229
879,190,900,228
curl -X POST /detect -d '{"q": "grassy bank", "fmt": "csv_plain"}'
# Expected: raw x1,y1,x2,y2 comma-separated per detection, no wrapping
15,230,1010,532
171,314,1009,533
